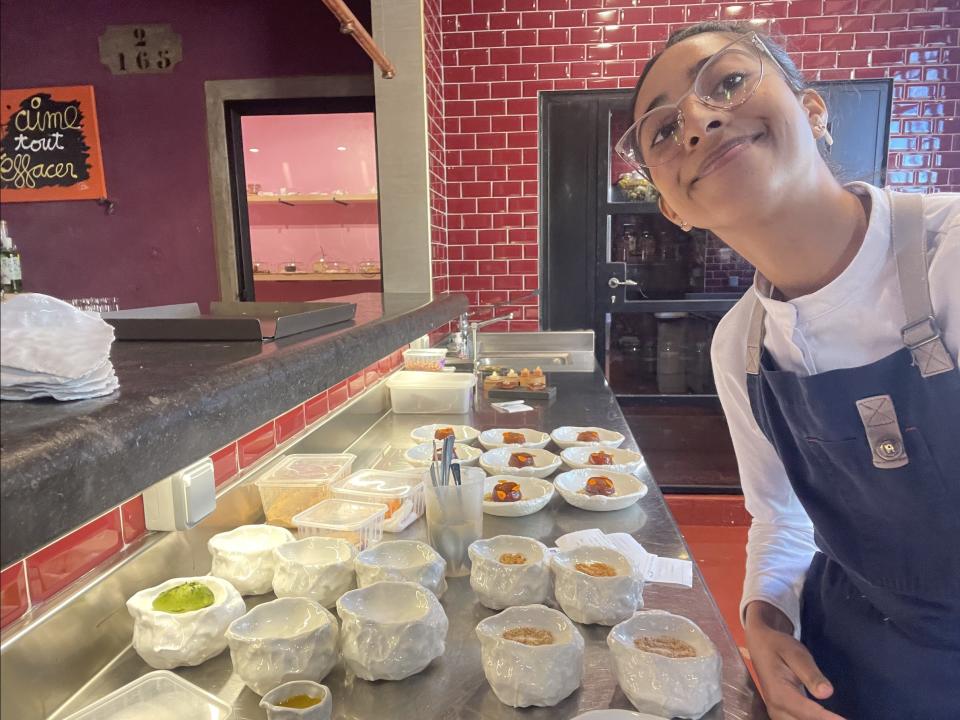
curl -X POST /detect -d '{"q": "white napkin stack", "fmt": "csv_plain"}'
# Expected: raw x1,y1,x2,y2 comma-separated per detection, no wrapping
1,293,119,401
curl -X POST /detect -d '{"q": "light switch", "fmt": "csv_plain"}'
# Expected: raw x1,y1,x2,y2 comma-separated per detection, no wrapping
143,458,216,531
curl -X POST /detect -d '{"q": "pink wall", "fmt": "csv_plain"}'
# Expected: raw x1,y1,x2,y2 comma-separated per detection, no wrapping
428,0,959,331
242,113,380,270
0,0,373,309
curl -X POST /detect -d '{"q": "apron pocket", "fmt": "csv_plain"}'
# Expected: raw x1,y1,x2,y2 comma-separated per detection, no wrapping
806,429,959,592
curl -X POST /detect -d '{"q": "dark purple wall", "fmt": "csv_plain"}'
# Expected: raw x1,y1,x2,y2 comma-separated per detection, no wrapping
0,0,372,309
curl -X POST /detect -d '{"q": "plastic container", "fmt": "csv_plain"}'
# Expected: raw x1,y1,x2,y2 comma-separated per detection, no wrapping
386,371,476,414
62,670,231,720
293,498,387,550
255,454,356,528
402,348,448,372
333,469,426,532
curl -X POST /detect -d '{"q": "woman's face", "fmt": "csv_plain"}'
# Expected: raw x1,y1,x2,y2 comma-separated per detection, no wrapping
634,33,824,231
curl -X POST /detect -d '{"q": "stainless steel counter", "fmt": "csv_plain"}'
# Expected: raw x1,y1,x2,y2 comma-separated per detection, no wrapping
53,369,767,720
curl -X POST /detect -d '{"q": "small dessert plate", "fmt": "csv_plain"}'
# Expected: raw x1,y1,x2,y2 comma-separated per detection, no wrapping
479,447,561,478
478,428,550,450
554,469,647,512
482,476,554,517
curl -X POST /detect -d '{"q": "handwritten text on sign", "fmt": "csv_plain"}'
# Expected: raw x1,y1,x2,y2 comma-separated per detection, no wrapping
0,86,107,202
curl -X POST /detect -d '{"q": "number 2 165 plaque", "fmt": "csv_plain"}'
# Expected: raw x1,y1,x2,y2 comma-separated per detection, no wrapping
98,25,183,75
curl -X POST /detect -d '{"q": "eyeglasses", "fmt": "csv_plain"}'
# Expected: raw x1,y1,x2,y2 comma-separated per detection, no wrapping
615,33,786,177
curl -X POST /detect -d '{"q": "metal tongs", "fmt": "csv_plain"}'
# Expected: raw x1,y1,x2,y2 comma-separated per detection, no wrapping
429,434,461,487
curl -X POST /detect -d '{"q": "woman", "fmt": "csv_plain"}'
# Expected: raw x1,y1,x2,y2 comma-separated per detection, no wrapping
616,21,959,720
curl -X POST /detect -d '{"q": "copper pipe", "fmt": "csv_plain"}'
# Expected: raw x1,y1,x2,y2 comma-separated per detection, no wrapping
321,0,397,79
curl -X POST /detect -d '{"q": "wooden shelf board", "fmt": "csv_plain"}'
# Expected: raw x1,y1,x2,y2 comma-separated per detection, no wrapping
246,193,378,204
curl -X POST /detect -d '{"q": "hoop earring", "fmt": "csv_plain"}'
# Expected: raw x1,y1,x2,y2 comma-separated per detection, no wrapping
815,120,834,147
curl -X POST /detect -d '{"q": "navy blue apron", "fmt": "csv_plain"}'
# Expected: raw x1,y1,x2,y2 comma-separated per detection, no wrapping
744,192,960,719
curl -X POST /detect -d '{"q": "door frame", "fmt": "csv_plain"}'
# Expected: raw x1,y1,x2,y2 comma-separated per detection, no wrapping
204,75,374,302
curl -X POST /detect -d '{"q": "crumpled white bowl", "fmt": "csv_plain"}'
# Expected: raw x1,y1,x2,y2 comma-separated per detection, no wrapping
226,597,339,695
126,576,246,670
337,581,448,681
260,680,332,720
468,535,552,610
607,610,722,719
552,546,643,626
554,469,648,512
477,428,551,450
272,537,357,607
560,445,644,474
479,447,562,478
482,475,554,517
209,524,296,595
549,426,626,450
404,441,482,467
354,540,447,598
475,604,584,708
410,424,480,445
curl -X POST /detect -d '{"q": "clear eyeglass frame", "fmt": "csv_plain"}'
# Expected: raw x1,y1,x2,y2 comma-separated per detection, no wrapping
615,32,787,179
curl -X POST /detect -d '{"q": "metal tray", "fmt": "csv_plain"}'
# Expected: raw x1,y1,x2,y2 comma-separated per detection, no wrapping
104,301,356,341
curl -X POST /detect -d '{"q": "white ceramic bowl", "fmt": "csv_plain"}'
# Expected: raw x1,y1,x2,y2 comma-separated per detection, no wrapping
607,610,722,719
225,597,339,695
550,426,626,449
552,546,643,626
404,441,482,467
410,424,480,445
272,537,357,608
560,445,644,474
337,581,448,681
126,576,246,670
553,469,648,512
482,475,554,517
479,447,562,478
475,604,584,708
354,540,447,598
477,428,550,450
260,680,332,720
209,525,296,596
468,535,552,610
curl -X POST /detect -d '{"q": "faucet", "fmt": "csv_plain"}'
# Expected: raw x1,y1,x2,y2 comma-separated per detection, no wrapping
449,290,541,361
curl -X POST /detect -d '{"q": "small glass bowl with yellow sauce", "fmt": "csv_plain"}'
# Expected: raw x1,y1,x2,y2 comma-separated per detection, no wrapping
259,680,331,720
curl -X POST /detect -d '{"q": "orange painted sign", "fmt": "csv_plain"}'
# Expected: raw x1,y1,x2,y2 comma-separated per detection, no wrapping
0,85,107,202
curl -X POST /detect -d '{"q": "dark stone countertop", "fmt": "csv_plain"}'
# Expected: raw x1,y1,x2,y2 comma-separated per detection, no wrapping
0,292,467,567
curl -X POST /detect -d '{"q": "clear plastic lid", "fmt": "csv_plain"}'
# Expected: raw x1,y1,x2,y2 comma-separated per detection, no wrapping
294,498,386,530
62,670,231,720
336,469,424,499
257,453,356,485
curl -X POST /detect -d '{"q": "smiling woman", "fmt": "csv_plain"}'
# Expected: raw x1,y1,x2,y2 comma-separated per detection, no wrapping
618,20,960,720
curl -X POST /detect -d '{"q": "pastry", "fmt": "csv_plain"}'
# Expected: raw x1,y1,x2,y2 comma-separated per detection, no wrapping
509,452,535,468
490,480,522,502
502,431,526,445
434,427,456,440
576,430,601,443
589,451,614,465
498,379,520,389
583,476,616,496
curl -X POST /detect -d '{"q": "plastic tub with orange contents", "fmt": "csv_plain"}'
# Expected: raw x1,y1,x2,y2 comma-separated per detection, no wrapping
333,468,426,532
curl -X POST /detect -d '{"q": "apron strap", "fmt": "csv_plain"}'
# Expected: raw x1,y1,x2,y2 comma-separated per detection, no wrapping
889,192,956,378
745,293,765,376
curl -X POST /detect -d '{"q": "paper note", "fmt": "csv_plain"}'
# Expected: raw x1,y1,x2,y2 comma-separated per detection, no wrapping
492,401,533,413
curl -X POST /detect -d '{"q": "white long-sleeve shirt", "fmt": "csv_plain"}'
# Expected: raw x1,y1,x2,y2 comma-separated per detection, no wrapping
710,182,960,635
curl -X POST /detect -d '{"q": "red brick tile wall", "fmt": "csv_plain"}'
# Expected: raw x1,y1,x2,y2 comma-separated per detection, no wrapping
0,345,412,631
427,0,452,297
432,0,959,325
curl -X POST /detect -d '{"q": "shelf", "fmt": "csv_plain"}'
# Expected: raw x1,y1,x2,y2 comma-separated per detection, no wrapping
603,200,661,215
254,272,381,282
609,299,741,313
246,193,378,205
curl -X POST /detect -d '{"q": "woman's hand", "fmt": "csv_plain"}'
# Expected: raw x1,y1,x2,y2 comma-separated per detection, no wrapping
744,601,846,720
